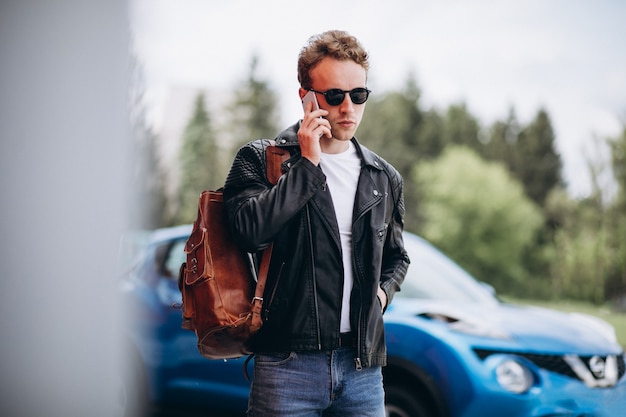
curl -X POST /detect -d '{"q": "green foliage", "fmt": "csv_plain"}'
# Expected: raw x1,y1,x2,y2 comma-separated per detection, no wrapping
609,126,626,203
483,108,521,164
441,103,482,151
142,62,625,305
358,76,423,161
357,76,429,230
418,109,447,160
227,55,281,153
415,146,545,294
606,128,626,297
176,93,221,225
483,108,563,207
546,189,609,303
514,109,563,206
539,127,626,304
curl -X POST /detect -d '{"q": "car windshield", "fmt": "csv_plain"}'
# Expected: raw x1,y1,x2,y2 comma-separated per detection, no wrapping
397,234,498,305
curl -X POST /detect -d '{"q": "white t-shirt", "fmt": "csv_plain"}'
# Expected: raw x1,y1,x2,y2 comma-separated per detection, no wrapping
320,141,361,333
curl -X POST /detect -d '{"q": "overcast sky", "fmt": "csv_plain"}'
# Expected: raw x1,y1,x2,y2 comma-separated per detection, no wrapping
131,0,626,197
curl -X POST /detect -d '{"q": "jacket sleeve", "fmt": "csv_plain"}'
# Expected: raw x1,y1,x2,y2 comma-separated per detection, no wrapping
379,168,410,309
223,140,327,253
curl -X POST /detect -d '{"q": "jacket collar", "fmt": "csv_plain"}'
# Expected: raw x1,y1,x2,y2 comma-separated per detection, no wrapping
275,121,384,171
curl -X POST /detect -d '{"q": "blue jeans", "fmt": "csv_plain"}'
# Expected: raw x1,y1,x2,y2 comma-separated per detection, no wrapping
247,348,385,417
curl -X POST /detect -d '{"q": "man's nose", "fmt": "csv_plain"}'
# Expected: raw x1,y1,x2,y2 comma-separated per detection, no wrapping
338,93,354,112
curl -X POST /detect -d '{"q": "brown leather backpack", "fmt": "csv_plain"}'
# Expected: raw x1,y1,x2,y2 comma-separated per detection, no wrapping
178,142,289,359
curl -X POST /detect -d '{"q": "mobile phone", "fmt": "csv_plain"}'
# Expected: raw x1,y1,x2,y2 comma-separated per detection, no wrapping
301,90,319,112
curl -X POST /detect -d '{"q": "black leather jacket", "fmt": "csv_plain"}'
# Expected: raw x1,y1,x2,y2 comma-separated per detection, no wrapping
223,122,409,368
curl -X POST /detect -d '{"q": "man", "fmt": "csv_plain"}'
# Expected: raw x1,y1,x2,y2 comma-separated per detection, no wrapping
223,30,409,417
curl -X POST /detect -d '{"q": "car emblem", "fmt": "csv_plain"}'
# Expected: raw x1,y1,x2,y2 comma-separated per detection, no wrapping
588,355,605,378
564,354,618,387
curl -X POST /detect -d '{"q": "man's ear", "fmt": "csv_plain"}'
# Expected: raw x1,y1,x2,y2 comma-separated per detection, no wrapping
298,87,308,100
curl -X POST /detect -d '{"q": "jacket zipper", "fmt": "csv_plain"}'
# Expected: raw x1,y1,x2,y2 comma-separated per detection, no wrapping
306,205,322,350
355,303,363,371
263,262,285,321
354,242,364,371
352,190,382,371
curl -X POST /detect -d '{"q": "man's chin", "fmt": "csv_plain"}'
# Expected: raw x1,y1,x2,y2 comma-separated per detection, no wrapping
332,129,357,141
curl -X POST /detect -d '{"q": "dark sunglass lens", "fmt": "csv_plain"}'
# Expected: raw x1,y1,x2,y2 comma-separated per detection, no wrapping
350,88,369,104
325,89,345,106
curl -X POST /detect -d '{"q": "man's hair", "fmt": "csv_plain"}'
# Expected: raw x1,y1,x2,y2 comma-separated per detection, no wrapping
297,30,369,90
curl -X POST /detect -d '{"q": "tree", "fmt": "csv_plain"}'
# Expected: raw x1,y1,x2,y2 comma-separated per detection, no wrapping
482,108,563,207
482,108,521,172
606,126,626,302
546,190,612,304
482,108,527,199
227,55,281,153
417,108,446,160
480,109,564,287
415,146,545,295
544,127,626,304
176,93,221,225
609,125,626,201
514,109,563,206
357,75,424,160
357,75,426,230
441,103,482,152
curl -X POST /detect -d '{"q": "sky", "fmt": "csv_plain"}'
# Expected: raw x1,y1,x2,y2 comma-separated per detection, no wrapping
130,0,626,197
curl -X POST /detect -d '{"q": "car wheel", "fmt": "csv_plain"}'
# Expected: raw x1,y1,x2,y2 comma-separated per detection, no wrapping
385,385,434,417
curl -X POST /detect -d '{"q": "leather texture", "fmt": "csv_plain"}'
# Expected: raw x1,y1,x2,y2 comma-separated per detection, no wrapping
178,143,289,359
223,123,410,368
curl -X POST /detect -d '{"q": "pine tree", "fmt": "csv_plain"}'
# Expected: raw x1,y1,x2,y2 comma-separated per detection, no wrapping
227,55,281,153
482,108,521,169
176,93,220,224
442,103,482,152
482,108,563,207
514,109,563,206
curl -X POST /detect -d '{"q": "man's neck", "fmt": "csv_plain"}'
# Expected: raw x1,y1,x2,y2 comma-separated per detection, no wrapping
320,137,351,154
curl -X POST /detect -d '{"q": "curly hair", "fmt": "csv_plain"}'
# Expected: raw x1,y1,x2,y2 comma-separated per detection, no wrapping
297,30,370,90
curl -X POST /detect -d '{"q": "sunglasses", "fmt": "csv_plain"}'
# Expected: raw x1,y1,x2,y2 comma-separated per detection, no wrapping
309,88,371,106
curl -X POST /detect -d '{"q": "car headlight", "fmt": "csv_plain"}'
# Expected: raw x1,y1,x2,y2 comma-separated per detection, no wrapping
495,359,533,394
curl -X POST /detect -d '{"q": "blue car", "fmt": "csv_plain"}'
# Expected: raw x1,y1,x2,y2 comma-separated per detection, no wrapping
121,225,626,417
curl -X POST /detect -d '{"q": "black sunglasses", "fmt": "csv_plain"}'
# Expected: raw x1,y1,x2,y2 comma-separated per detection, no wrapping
309,88,371,106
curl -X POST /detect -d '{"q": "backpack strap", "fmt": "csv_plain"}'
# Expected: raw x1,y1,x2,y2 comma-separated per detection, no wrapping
265,139,291,185
249,245,272,333
249,140,290,334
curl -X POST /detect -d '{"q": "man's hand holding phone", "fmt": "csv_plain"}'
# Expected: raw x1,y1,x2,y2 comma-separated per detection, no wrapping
299,90,330,166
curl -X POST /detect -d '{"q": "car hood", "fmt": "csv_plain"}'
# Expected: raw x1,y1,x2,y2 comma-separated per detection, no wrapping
388,298,622,354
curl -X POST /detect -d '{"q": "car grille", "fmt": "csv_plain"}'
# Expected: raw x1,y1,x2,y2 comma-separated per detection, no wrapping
473,348,625,388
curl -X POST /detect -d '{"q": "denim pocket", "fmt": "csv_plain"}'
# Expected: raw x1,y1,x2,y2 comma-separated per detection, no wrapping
254,351,296,366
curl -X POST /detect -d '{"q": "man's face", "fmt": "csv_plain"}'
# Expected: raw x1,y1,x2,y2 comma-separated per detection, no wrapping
308,57,368,142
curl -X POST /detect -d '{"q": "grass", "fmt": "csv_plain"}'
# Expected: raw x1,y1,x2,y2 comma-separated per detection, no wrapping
501,297,626,349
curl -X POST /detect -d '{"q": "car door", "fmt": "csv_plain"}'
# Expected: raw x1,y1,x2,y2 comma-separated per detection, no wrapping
148,236,252,414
